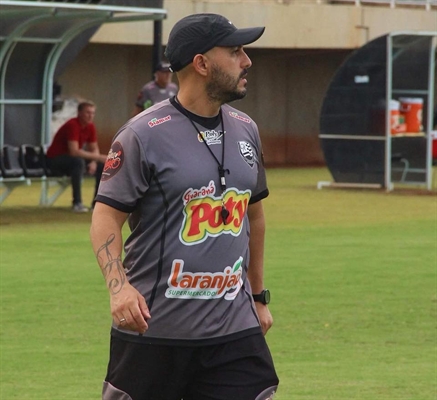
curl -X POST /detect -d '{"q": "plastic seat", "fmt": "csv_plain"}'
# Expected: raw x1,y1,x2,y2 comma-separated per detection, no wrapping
20,144,45,177
1,145,24,178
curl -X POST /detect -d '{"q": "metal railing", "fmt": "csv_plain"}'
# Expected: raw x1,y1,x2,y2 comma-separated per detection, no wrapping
327,0,436,10
192,0,436,10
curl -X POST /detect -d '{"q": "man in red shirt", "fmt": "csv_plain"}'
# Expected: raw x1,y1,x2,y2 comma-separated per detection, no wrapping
46,101,107,212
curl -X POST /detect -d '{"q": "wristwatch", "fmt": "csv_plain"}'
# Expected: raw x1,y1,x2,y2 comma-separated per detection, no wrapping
252,289,271,305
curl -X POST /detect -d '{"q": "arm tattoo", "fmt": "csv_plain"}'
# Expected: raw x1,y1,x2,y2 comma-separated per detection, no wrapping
96,234,126,295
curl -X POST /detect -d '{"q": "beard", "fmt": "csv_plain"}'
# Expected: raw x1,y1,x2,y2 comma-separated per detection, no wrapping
206,63,248,104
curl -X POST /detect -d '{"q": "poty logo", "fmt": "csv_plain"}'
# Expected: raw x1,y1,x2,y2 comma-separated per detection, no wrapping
179,181,251,245
165,257,244,300
229,111,251,124
148,115,171,127
198,129,223,145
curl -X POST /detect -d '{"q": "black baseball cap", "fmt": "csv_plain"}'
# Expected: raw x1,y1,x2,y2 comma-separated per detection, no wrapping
164,13,265,72
155,61,171,72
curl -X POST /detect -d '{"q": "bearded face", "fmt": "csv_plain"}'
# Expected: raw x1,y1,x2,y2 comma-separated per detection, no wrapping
206,63,248,105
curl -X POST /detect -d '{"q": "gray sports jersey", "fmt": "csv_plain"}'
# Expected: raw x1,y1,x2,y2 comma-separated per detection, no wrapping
135,81,178,110
97,98,269,345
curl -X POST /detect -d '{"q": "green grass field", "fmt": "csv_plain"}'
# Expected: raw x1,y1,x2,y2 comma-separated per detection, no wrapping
1,168,436,399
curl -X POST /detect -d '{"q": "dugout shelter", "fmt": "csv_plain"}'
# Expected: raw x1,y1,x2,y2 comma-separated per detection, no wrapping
318,32,436,191
0,0,166,205
0,0,166,148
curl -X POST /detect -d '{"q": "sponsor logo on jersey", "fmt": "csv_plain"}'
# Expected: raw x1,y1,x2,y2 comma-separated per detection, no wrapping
165,257,244,300
229,111,251,124
197,129,223,145
148,115,171,127
101,141,123,181
238,141,255,168
179,181,251,245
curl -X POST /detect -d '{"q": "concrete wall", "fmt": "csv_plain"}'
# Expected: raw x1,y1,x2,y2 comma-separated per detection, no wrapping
56,1,436,166
56,44,154,153
92,1,437,49
231,48,352,165
57,44,350,165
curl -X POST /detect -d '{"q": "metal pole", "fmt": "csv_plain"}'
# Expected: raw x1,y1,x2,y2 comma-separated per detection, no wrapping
152,19,163,79
426,36,436,191
385,34,393,191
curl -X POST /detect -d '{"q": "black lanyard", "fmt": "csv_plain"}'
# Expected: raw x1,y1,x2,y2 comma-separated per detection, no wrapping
175,98,230,224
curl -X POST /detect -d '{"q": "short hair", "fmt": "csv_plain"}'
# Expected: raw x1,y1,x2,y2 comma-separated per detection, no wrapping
78,101,96,112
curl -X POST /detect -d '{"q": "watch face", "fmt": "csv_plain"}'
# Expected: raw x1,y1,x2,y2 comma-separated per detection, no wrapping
264,289,271,304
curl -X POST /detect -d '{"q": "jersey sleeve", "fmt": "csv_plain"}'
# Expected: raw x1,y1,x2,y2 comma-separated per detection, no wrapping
249,121,269,204
96,126,150,213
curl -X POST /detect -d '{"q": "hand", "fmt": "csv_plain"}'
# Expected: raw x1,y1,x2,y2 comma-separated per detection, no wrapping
255,302,273,336
87,161,97,175
110,282,151,334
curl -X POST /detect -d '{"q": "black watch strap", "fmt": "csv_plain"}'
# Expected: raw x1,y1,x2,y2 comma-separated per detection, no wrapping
252,289,270,305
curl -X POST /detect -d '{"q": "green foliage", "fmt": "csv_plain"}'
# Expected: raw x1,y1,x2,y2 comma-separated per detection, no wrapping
0,171,436,399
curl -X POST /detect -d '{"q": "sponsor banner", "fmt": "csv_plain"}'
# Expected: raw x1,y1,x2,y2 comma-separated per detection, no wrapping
166,257,244,300
148,115,171,128
197,129,223,146
229,111,251,124
179,181,251,245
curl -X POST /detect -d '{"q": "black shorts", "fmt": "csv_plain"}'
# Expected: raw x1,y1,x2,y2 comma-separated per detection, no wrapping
102,333,279,400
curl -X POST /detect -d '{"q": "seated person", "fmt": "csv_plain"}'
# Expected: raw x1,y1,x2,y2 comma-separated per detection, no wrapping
46,101,107,212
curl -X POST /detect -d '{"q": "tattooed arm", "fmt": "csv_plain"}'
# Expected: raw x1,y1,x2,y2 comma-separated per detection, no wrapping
90,202,150,334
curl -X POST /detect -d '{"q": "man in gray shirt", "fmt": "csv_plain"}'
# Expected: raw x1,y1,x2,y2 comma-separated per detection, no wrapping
132,61,178,116
91,13,279,400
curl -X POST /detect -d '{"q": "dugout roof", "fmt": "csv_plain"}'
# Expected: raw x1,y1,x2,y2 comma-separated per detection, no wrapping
0,0,167,147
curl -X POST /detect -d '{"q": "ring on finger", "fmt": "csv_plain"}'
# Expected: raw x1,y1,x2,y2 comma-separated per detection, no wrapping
119,317,126,324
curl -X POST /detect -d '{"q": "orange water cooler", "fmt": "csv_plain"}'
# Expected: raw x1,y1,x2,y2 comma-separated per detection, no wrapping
399,97,424,133
372,99,406,135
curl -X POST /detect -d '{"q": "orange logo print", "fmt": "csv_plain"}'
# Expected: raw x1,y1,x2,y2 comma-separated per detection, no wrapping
179,181,251,245
165,257,244,300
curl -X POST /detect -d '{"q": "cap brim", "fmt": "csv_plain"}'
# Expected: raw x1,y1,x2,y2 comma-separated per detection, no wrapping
217,27,265,47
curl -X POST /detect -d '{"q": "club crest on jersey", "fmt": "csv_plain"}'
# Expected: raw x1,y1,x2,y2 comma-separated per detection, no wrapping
165,257,244,300
101,141,123,181
198,130,223,145
238,141,255,168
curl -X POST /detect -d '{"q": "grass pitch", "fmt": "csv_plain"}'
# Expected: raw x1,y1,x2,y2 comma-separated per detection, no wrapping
0,168,436,399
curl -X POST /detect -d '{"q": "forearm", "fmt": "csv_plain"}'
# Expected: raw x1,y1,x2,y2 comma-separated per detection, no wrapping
247,201,273,335
90,203,128,294
75,148,107,163
68,141,107,163
90,203,150,333
247,202,266,294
